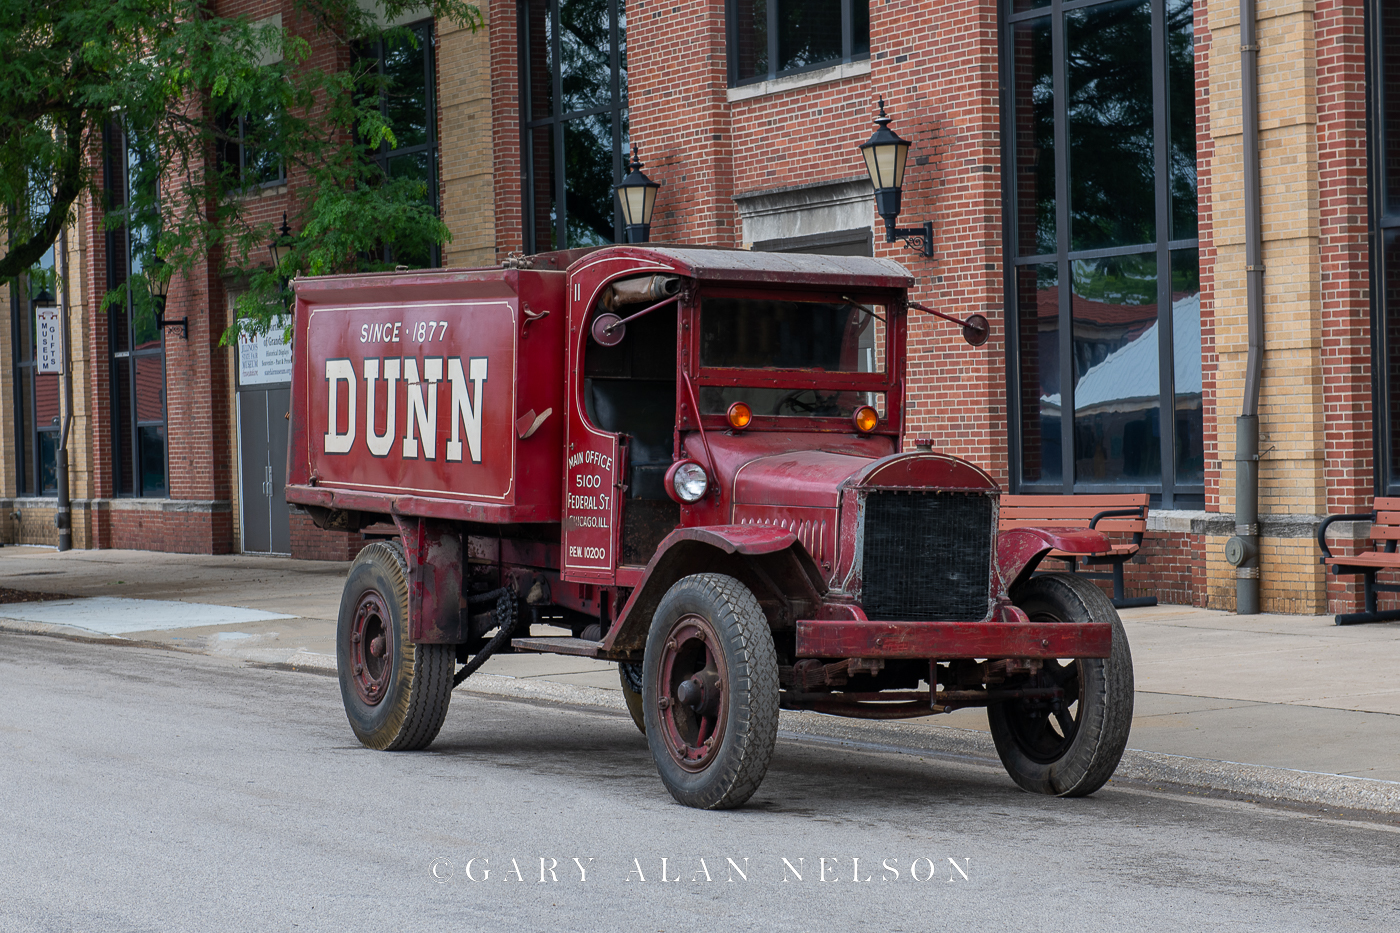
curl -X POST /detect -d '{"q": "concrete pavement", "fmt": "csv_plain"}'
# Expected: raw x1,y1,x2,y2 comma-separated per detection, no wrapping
3,545,1398,815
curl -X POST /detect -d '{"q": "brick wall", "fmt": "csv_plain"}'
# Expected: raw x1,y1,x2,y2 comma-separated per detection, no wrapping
1315,0,1373,614
289,511,371,562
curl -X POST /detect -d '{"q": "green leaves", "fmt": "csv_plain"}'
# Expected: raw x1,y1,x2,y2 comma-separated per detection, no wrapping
0,0,480,343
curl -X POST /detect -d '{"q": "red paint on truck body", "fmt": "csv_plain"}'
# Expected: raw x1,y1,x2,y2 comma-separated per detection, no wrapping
285,247,1116,678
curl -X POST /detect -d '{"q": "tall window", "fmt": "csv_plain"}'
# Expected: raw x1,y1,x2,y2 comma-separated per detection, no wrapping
728,0,870,86
105,122,167,498
1374,0,1400,493
1004,0,1199,506
359,21,440,267
10,245,60,496
519,0,628,253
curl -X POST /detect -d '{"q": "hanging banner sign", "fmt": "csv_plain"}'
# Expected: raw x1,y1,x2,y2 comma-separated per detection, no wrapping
238,316,294,386
36,304,62,374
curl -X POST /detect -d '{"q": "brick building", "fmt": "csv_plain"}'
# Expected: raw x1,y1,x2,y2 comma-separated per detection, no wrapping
2,0,1397,617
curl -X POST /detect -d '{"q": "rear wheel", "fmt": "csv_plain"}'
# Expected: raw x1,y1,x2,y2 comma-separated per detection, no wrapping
643,574,779,809
336,541,455,751
987,573,1134,796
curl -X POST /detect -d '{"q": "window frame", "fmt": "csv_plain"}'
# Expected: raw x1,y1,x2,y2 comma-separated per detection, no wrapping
1001,0,1201,508
104,120,168,499
725,0,870,88
517,0,628,254
220,109,286,191
9,258,61,498
359,19,441,267
1369,0,1400,495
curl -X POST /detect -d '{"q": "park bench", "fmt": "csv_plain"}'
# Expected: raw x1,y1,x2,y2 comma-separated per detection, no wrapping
1317,497,1400,625
999,493,1156,609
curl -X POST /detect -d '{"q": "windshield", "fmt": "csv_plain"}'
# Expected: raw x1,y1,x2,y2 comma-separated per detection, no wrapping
699,297,885,374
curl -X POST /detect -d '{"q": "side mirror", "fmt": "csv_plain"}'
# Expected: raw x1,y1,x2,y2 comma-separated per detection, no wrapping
962,314,989,347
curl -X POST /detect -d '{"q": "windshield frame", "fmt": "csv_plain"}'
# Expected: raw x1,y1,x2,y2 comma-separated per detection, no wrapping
684,285,906,435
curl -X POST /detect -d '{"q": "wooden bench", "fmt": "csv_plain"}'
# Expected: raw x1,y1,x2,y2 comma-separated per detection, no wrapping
999,494,1156,609
1318,497,1400,625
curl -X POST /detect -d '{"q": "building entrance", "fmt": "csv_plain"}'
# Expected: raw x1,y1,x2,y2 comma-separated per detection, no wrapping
238,385,291,554
236,318,294,554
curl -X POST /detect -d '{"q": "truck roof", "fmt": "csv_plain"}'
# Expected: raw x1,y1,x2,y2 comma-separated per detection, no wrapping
290,245,915,297
569,245,915,290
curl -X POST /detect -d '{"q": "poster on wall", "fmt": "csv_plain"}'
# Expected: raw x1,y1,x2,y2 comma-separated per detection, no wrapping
36,304,62,374
237,316,293,386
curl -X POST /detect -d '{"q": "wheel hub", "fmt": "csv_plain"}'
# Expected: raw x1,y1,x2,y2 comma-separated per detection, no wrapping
656,615,728,772
350,592,392,707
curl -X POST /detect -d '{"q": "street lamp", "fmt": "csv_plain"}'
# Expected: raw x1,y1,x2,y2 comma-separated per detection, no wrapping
615,144,661,244
858,99,932,257
269,213,295,310
146,255,187,340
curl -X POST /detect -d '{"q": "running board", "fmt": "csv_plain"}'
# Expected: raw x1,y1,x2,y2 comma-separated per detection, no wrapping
509,636,605,658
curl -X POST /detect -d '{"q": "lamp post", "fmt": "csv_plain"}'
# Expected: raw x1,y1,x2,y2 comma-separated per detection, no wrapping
858,99,932,257
147,255,187,340
614,145,661,244
269,213,294,310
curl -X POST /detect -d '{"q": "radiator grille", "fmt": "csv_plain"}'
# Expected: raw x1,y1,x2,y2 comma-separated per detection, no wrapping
860,491,994,622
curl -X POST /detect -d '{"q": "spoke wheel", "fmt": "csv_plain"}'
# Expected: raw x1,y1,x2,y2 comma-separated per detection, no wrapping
643,574,779,810
336,542,455,751
988,573,1134,797
1000,656,1085,764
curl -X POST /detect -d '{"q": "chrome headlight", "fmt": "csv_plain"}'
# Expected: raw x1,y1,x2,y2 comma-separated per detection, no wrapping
669,460,709,503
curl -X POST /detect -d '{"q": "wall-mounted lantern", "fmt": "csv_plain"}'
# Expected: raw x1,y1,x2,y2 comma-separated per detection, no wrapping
146,255,187,340
858,99,932,258
615,144,661,244
268,213,295,310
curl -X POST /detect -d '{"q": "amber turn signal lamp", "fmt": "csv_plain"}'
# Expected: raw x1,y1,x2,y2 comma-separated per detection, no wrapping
727,401,753,430
853,405,879,433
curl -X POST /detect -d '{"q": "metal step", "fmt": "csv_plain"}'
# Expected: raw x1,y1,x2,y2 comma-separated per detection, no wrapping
509,636,604,658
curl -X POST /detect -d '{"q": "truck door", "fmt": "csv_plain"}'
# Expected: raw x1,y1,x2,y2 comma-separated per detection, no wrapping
563,269,682,581
562,412,623,583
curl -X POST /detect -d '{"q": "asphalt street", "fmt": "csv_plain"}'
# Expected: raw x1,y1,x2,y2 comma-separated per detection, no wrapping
3,633,1398,933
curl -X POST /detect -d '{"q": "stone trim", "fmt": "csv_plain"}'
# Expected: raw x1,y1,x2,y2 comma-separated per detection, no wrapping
734,177,874,249
1146,509,1370,540
725,58,872,103
0,497,233,514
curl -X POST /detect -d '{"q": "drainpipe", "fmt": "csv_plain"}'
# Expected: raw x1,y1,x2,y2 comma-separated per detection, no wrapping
55,225,73,552
1225,0,1264,613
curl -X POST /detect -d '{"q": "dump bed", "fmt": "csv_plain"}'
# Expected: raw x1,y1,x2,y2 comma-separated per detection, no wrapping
285,267,568,524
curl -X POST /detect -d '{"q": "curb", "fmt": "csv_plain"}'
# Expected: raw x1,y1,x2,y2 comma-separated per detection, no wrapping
6,619,1398,818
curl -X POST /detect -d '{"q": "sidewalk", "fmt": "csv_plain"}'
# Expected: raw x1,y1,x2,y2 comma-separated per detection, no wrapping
3,546,1399,813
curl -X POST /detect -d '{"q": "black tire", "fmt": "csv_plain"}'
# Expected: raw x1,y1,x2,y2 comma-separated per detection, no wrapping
336,541,455,751
619,662,647,735
643,573,779,809
987,573,1134,797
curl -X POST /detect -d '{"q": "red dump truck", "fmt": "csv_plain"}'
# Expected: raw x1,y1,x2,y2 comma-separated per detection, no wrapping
285,246,1133,809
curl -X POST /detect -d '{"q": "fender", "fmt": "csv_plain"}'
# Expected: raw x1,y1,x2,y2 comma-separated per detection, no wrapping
601,525,827,654
996,526,1112,594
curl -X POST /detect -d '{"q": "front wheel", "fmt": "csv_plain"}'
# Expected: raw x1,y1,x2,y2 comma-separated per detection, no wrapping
336,541,455,751
987,573,1134,796
643,574,779,809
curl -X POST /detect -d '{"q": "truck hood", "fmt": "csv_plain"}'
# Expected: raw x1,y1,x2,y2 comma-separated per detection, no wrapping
733,449,873,509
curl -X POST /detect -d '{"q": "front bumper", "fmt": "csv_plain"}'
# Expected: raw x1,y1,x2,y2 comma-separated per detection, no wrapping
795,614,1113,660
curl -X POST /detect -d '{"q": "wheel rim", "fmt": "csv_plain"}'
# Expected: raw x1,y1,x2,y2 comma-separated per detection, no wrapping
350,591,393,706
1002,655,1084,763
1001,602,1086,763
656,613,728,772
